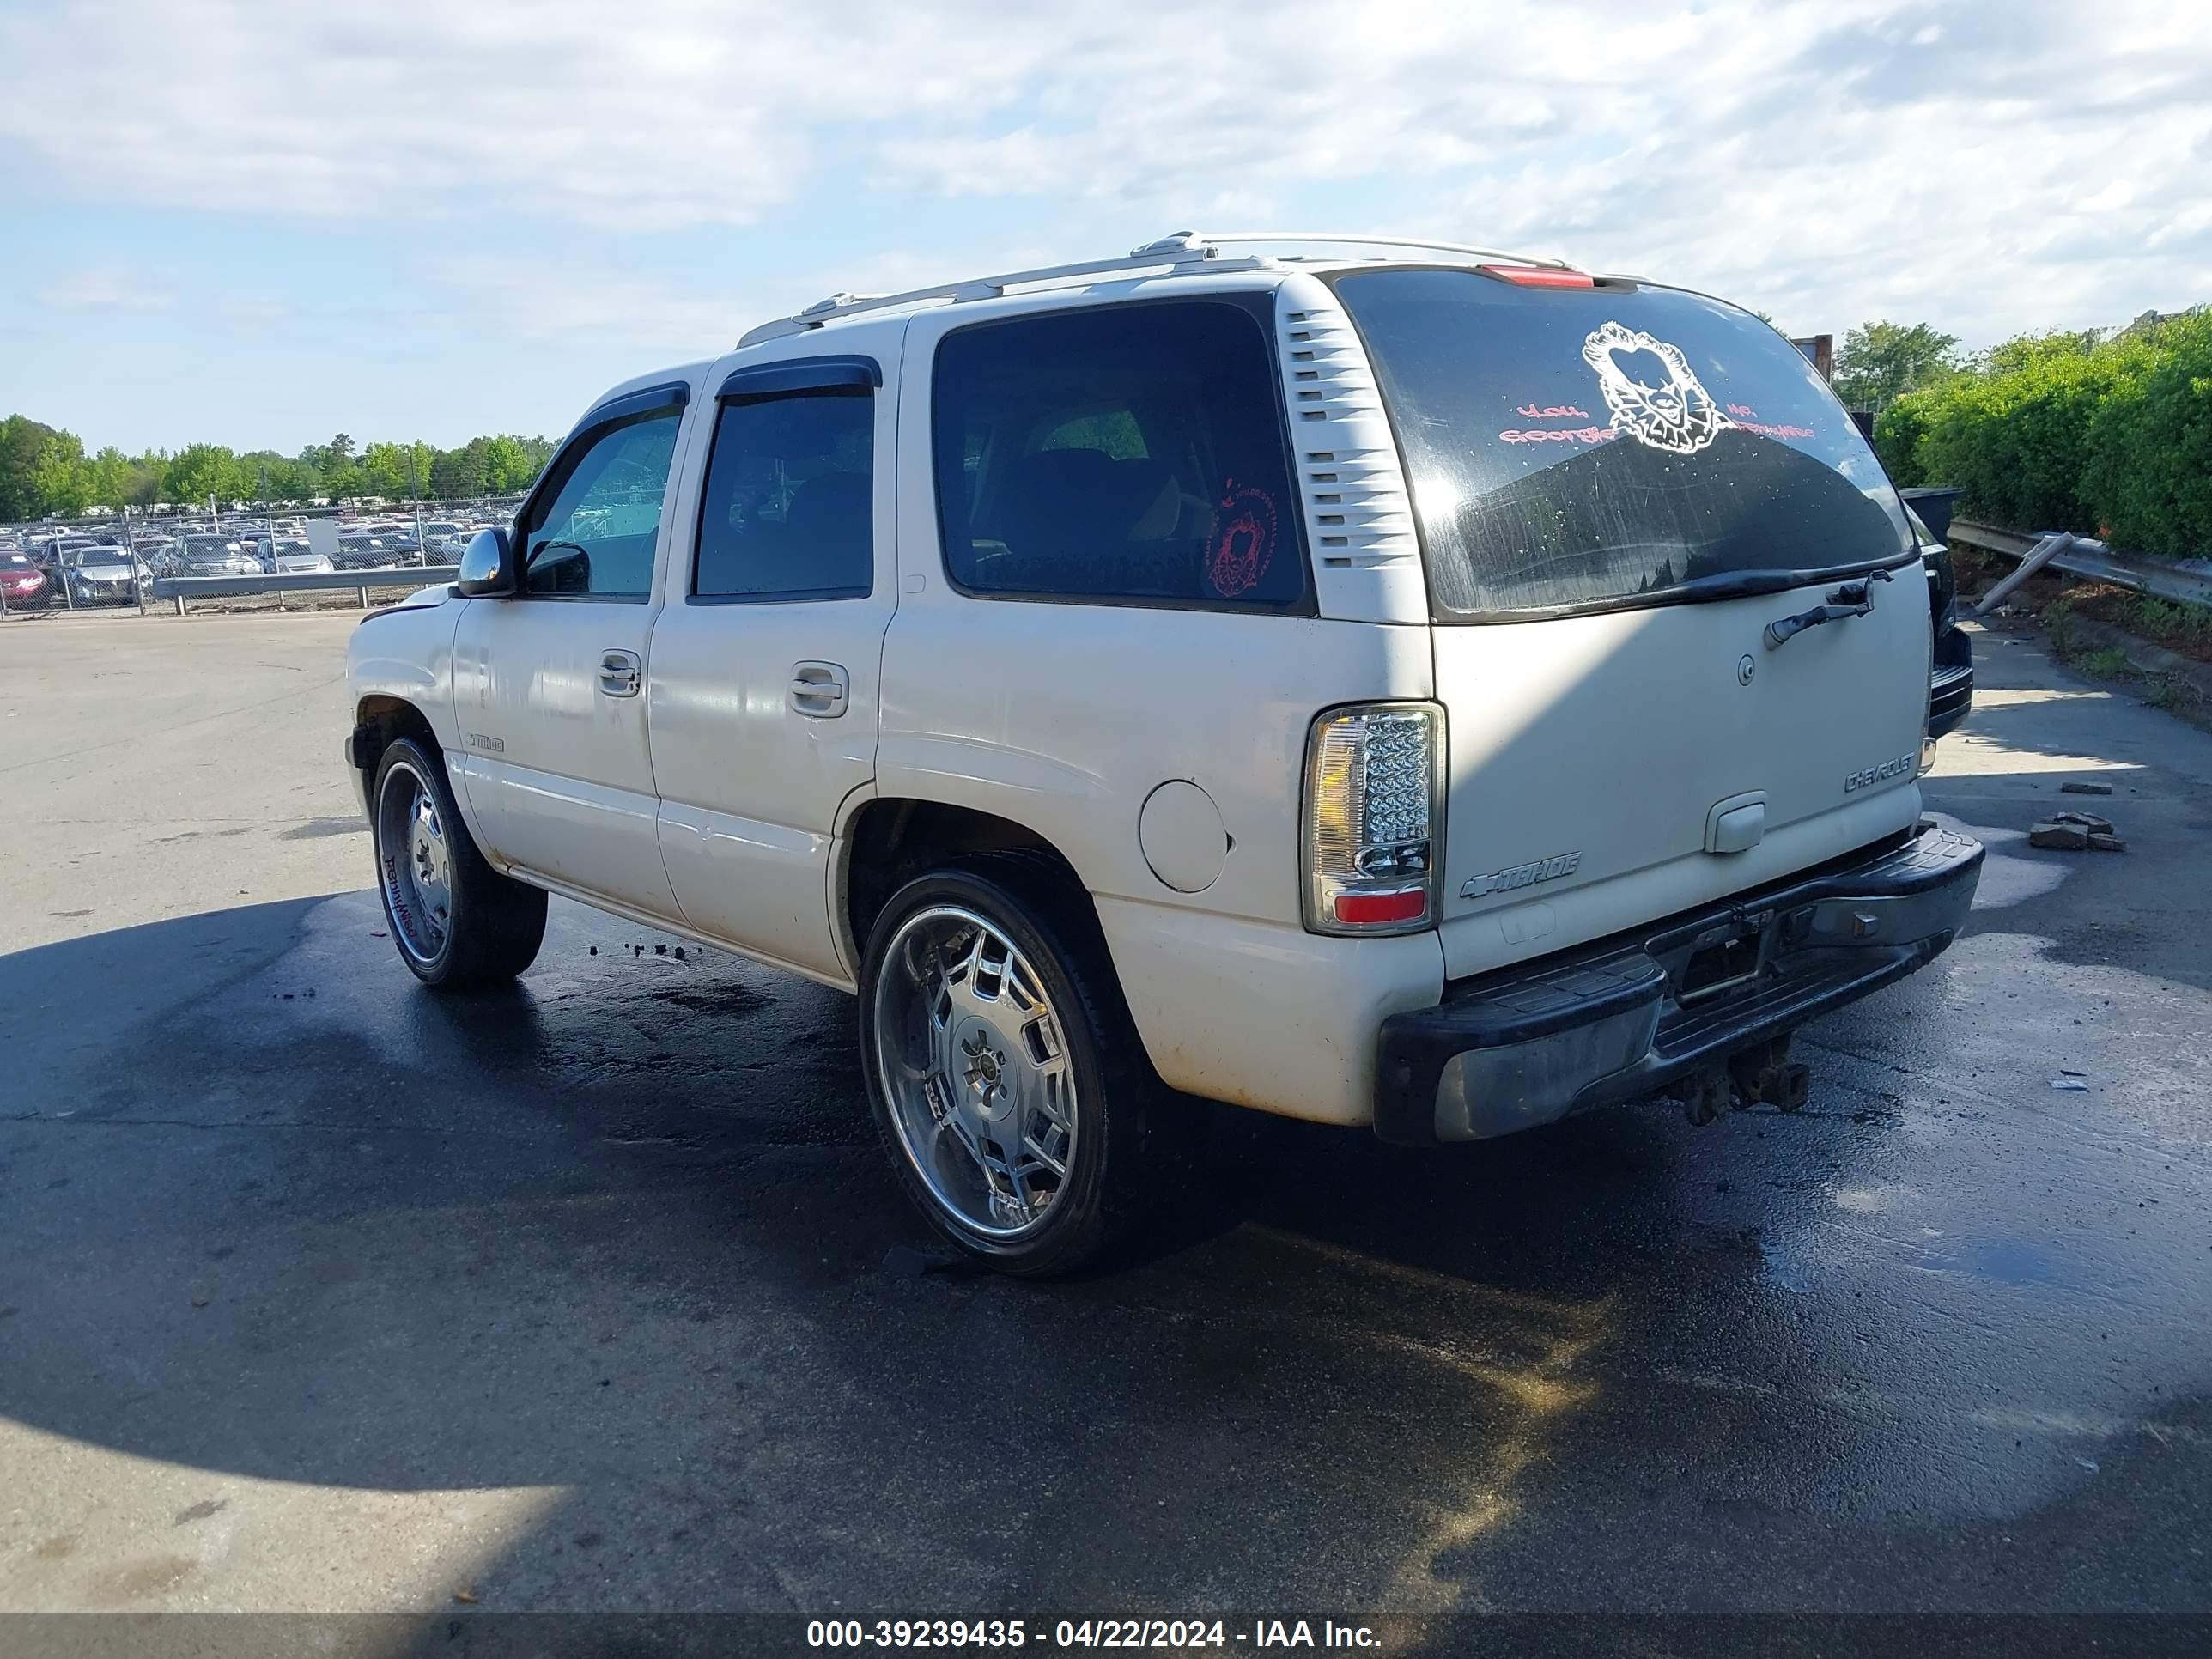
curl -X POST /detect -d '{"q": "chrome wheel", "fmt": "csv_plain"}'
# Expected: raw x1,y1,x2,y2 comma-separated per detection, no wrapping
375,760,453,964
871,904,1078,1239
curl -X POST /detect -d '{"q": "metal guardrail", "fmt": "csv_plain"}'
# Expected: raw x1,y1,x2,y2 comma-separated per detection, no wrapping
150,566,459,614
1948,520,2212,610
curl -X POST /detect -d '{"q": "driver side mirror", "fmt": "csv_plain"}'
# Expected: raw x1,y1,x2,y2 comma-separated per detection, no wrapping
454,526,516,597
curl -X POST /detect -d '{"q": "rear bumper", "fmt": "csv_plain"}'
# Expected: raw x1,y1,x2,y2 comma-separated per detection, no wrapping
1928,627,1974,740
1374,818,1984,1145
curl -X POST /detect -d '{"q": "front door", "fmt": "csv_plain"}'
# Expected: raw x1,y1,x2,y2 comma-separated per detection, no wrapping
454,389,691,917
648,348,897,982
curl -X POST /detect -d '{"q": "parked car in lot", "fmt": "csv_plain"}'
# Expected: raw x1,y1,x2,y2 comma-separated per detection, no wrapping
345,231,1984,1274
419,521,472,555
333,534,412,570
174,538,262,578
58,544,144,604
1,550,50,607
265,537,337,575
25,532,100,590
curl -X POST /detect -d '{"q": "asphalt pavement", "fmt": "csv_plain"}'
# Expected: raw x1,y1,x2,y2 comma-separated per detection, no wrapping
1,611,2208,1637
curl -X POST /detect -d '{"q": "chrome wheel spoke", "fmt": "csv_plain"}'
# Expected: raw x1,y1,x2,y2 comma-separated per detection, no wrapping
872,904,1078,1241
934,1109,991,1180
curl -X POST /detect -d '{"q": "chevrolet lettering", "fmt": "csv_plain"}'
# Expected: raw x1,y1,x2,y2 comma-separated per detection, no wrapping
1845,752,1917,793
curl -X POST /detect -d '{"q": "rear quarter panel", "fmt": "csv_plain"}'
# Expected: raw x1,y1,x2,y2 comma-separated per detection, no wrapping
879,295,1445,1121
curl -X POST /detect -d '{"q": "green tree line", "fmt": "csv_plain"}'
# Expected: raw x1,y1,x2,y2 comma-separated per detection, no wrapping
0,417,556,522
1870,310,2212,558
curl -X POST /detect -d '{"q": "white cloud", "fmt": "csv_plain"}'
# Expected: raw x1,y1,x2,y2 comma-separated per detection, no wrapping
424,257,740,350
37,267,174,311
1,0,2207,386
0,0,1063,232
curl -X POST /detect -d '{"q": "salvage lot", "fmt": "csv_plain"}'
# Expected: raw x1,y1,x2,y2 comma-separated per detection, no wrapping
1,612,2209,1624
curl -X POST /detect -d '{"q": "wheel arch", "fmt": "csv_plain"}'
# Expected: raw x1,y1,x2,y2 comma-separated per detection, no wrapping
351,694,440,780
838,796,1098,979
350,695,444,816
349,696,500,861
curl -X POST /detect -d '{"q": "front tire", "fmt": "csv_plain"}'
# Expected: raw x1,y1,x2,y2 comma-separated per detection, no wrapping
370,738,546,989
858,860,1154,1277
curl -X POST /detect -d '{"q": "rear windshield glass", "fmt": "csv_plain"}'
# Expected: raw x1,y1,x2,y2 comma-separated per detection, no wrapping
1330,269,1911,618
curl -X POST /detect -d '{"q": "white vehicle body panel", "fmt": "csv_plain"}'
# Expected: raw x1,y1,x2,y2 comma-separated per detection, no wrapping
449,363,708,921
649,319,906,985
878,288,1440,1115
1431,589,1929,981
1092,898,1442,1123
345,595,486,842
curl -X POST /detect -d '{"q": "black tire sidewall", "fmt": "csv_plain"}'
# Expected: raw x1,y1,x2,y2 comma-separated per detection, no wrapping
858,866,1125,1272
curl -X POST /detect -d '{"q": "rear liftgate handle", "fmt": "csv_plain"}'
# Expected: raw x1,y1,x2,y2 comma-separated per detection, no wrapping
1765,568,1894,650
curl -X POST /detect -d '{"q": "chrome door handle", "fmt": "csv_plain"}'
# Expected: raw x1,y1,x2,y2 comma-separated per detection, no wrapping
599,648,642,697
788,660,850,718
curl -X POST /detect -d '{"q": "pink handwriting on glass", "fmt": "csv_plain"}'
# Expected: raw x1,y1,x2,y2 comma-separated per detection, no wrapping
1513,404,1593,420
1498,427,1616,446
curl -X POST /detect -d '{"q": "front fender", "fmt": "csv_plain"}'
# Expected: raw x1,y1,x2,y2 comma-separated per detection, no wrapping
346,598,492,849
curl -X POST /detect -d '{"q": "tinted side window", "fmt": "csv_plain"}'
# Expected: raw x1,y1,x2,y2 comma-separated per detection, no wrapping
693,390,873,601
932,301,1306,610
522,409,683,599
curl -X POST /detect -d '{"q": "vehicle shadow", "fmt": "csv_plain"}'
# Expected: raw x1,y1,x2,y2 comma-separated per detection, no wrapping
3,811,2204,1624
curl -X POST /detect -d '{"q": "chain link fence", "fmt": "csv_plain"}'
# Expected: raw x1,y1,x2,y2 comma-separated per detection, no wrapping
0,499,519,620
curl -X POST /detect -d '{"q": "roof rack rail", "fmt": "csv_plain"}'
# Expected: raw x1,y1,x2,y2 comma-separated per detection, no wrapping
734,228,1565,348
1196,230,1566,267
736,233,1239,347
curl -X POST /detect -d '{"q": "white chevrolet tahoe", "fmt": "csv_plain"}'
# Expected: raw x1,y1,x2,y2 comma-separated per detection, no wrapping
345,232,1984,1274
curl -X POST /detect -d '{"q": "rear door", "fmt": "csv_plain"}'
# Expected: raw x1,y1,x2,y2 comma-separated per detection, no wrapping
647,339,899,984
1332,270,1929,981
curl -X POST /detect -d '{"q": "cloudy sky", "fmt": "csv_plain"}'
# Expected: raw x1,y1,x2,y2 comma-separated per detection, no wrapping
2,0,2207,453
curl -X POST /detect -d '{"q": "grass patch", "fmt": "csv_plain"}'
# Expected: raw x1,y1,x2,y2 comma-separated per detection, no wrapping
2122,593,2212,655
2145,674,2206,714
2042,596,2079,656
2075,647,2134,679
2045,582,2212,664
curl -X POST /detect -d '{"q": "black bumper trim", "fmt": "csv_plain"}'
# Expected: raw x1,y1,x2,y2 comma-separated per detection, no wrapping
1929,660,1974,740
1374,819,1984,1146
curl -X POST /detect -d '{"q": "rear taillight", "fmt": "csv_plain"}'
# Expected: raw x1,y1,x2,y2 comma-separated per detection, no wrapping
1302,702,1444,935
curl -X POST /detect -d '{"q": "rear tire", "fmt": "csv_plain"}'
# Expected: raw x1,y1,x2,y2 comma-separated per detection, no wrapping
370,738,546,988
858,857,1156,1277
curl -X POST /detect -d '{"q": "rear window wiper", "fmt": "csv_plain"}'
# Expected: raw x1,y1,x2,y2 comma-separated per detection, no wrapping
1763,567,1896,650
1650,558,1913,608
1656,569,1811,603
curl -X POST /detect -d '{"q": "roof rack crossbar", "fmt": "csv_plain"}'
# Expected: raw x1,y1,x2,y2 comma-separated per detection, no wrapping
734,228,1569,347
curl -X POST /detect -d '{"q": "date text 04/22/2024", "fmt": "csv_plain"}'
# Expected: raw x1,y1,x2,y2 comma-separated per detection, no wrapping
805,1619,1382,1649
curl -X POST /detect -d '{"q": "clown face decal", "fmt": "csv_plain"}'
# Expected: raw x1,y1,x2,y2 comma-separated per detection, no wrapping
1581,320,1733,456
